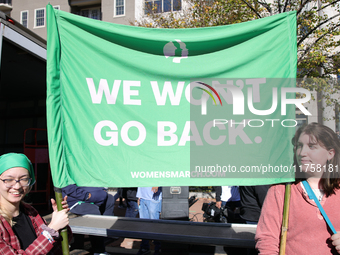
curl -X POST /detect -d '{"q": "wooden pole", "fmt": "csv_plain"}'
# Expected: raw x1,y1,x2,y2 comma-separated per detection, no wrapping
54,187,70,255
279,183,291,255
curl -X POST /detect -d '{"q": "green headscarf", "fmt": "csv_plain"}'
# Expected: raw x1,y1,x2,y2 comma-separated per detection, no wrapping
0,153,36,185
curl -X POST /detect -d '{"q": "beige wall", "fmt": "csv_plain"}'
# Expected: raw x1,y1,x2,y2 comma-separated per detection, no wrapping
10,0,136,40
102,0,135,26
11,0,70,39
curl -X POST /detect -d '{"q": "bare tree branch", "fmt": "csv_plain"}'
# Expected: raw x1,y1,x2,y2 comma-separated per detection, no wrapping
296,0,311,16
239,0,262,18
319,0,340,12
303,0,340,20
278,0,282,13
298,23,340,63
297,13,340,46
327,54,340,60
283,0,291,12
258,0,272,13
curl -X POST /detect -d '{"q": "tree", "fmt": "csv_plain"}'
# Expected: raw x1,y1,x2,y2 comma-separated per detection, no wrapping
134,0,340,117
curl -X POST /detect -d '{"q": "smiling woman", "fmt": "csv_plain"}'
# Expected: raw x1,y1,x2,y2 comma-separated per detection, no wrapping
0,153,72,255
255,123,340,255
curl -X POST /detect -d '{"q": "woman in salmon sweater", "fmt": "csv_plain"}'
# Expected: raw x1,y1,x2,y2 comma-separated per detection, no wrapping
255,123,340,254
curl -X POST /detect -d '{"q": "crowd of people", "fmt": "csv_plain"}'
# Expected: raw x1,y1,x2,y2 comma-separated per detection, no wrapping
1,122,340,254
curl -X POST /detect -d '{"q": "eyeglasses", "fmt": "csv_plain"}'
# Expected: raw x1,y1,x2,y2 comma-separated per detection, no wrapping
0,178,32,188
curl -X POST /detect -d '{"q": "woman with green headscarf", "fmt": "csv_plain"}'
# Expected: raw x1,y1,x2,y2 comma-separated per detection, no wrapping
0,153,72,254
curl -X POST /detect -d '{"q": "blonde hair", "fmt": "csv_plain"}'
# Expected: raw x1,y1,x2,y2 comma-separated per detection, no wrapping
0,187,32,226
0,204,14,226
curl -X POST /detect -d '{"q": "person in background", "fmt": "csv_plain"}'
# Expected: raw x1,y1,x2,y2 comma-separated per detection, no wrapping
214,186,243,223
239,185,270,255
0,153,72,254
239,185,270,224
215,186,246,255
136,187,162,255
256,123,340,254
62,184,115,255
122,187,139,218
117,188,126,209
61,184,115,216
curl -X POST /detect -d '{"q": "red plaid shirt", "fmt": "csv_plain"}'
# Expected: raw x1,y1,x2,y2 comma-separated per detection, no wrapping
0,203,72,255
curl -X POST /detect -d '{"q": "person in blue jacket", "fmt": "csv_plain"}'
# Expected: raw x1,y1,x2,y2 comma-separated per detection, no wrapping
62,184,116,255
61,184,115,216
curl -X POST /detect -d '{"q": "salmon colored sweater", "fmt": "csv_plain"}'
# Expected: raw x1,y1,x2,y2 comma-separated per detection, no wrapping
255,183,340,254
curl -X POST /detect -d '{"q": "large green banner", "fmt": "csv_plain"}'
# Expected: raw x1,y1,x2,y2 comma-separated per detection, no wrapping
46,4,302,188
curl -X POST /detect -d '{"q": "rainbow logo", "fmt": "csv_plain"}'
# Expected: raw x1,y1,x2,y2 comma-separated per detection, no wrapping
196,82,223,106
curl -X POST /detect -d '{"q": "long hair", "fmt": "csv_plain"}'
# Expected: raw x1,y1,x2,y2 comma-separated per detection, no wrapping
292,122,340,196
0,206,13,226
0,188,32,226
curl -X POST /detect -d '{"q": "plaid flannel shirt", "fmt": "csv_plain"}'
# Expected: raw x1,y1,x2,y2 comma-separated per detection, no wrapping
0,203,72,255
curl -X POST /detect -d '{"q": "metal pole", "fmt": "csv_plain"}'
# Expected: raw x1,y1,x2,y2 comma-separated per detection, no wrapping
54,187,70,255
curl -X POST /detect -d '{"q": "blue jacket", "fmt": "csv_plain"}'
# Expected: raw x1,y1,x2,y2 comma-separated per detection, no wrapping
61,184,108,208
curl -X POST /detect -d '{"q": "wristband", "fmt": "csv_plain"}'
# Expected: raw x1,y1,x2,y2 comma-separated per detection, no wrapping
41,224,59,238
41,230,54,244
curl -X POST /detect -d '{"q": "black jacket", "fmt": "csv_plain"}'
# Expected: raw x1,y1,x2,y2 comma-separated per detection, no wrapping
122,188,138,201
239,185,270,222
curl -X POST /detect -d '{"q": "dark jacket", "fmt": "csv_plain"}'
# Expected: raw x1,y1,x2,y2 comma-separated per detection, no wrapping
214,186,222,201
61,184,108,208
122,188,138,201
239,185,270,222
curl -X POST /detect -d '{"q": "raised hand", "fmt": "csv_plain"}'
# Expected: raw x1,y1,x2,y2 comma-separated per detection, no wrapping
51,196,69,212
48,196,70,231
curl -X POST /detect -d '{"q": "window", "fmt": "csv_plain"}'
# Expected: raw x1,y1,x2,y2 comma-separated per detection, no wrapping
114,0,125,16
145,0,181,14
34,8,45,28
80,8,101,20
20,11,28,28
53,6,60,10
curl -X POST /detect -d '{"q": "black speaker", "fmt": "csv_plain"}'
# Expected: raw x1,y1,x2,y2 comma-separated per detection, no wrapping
161,186,189,220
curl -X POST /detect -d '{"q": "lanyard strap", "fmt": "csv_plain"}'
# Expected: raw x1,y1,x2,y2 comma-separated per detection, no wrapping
302,180,337,234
